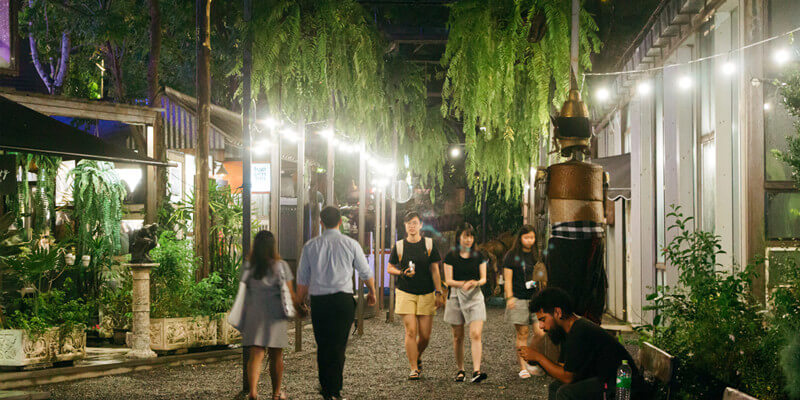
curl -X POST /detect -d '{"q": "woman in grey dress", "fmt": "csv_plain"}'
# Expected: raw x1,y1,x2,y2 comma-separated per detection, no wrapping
243,230,300,400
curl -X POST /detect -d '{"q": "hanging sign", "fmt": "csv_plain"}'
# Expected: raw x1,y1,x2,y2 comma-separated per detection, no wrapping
251,163,271,193
0,155,15,195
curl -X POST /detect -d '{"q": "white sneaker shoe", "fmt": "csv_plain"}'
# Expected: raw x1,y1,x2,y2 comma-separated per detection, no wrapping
526,364,546,376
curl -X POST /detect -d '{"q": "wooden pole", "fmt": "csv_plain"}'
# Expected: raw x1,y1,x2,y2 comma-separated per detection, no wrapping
327,92,336,206
194,0,212,280
356,145,366,335
146,0,162,226
379,189,386,309
240,0,252,391
388,130,398,322
373,185,381,309
295,116,305,352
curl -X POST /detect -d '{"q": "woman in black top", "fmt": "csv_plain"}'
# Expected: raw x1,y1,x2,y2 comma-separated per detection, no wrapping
443,223,488,383
502,224,547,379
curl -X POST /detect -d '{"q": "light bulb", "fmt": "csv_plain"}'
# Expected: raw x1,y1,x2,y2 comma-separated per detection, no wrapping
450,147,462,158
722,61,736,76
678,76,693,90
596,88,610,102
774,48,792,66
637,81,652,96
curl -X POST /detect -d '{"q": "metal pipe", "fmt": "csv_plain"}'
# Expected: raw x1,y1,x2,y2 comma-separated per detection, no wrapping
295,116,305,352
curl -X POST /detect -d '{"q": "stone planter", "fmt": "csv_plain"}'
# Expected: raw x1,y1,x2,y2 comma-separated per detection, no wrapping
214,313,241,346
0,326,86,367
148,316,218,352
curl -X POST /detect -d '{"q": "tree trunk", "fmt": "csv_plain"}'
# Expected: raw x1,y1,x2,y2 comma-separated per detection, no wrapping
146,0,164,225
26,0,69,94
103,42,126,101
194,0,212,280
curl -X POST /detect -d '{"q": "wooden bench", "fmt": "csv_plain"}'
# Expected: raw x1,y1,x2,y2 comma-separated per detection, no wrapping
636,341,675,398
722,387,759,400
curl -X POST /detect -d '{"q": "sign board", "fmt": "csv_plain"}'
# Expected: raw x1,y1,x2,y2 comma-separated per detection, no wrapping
252,163,271,193
0,154,15,195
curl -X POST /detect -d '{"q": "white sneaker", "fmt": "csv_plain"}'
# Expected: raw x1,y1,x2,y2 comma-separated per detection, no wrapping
526,364,545,376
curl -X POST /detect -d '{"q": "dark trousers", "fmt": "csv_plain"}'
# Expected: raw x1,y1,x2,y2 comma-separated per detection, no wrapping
548,378,611,400
310,292,356,398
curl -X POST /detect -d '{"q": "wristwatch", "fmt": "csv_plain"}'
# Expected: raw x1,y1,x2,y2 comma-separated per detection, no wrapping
434,290,443,296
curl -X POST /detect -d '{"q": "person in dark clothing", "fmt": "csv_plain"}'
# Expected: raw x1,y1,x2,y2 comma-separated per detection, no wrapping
517,287,643,400
387,211,444,380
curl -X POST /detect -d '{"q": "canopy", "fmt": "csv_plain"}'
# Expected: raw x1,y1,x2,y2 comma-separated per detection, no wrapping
591,153,630,201
0,96,167,166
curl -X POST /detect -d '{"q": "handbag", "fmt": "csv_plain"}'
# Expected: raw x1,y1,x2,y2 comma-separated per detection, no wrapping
227,280,247,331
276,262,296,319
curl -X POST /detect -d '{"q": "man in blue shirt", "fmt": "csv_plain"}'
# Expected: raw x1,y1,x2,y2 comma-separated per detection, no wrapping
297,206,376,400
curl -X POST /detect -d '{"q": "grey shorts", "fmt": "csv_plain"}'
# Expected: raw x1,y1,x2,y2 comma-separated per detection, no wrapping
504,297,533,325
443,288,486,325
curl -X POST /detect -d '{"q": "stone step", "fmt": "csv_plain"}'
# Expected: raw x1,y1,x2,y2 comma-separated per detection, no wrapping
0,391,49,400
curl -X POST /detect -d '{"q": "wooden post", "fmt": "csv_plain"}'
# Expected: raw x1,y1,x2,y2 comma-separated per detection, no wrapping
373,186,381,309
388,130,398,322
379,189,386,309
146,0,163,226
194,0,212,280
241,0,252,391
356,145,366,335
295,117,305,352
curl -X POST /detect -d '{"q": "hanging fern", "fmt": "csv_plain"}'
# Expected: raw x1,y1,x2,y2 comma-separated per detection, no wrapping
68,161,126,256
250,0,389,144
441,0,601,201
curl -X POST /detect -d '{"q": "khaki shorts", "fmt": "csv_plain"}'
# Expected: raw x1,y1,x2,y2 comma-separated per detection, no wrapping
395,289,437,316
504,297,533,325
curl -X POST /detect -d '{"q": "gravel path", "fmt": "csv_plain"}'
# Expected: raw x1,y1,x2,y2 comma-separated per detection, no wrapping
37,307,552,399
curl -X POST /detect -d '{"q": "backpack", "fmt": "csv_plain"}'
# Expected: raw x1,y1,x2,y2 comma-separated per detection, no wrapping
396,237,433,264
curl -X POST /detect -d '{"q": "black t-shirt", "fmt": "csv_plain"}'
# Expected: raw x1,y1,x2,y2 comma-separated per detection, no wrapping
388,239,441,295
502,251,538,300
443,250,484,282
561,318,643,392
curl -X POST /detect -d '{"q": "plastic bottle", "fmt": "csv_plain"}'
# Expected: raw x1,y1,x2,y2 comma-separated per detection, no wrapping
615,359,632,400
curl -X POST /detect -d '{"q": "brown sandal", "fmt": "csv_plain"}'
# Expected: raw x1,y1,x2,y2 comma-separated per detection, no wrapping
408,369,421,380
271,391,287,400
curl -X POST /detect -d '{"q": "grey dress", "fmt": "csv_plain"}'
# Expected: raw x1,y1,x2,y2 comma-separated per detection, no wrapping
241,260,293,348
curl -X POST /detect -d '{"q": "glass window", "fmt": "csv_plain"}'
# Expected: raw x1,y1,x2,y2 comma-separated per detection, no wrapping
699,21,716,233
701,139,716,232
765,192,800,240
0,0,12,70
655,74,665,262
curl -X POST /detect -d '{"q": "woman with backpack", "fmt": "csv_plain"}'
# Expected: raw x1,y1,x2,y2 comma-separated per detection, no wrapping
443,223,488,383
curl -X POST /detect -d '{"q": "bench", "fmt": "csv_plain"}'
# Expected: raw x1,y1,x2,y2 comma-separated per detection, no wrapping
636,341,675,398
722,387,759,400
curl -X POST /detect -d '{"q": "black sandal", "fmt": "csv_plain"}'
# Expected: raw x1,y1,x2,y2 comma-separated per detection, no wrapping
408,370,421,380
471,371,487,383
417,358,422,371
454,370,466,382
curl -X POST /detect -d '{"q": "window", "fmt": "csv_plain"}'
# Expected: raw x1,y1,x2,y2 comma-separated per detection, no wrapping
764,0,800,239
655,74,665,263
0,0,15,72
699,21,716,233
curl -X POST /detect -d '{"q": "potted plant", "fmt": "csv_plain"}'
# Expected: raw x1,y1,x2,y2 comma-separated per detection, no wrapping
0,240,90,367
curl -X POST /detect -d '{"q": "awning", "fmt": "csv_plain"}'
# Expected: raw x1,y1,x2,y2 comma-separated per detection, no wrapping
591,153,630,201
0,96,168,166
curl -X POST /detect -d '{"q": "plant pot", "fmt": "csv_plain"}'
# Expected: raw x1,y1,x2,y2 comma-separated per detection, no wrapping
112,329,129,346
214,313,241,345
148,316,218,351
0,326,86,367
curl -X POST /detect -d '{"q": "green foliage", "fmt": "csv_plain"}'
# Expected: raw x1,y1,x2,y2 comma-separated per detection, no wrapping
441,0,601,200
782,332,800,399
250,0,400,148
69,160,126,256
462,182,523,239
99,276,132,330
2,289,91,335
641,206,786,399
187,272,236,316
